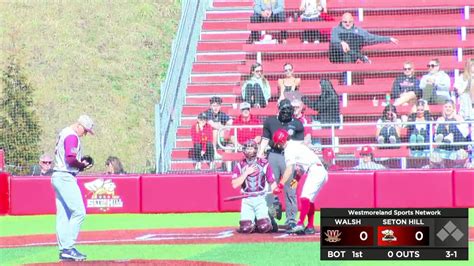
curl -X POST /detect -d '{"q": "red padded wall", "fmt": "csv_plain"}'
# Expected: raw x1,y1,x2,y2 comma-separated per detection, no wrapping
217,174,241,212
0,172,10,214
141,174,219,213
315,171,375,209
453,169,474,207
10,176,55,215
375,170,453,208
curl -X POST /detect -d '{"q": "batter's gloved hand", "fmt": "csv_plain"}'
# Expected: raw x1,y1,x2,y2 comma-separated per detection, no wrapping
81,155,94,170
273,183,284,195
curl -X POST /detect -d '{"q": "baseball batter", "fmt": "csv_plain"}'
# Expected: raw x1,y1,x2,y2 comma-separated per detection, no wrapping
232,140,277,233
272,129,328,235
51,115,94,261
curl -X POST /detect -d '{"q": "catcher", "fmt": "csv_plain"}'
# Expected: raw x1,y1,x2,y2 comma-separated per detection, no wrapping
272,129,328,235
231,140,278,234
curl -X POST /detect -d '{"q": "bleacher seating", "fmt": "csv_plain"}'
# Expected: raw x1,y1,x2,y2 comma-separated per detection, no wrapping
171,0,473,171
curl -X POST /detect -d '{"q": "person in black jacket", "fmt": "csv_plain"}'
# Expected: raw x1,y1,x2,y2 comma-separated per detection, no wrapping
406,100,432,152
302,79,340,127
391,62,422,106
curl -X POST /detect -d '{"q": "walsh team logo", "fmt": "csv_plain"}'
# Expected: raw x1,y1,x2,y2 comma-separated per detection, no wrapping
84,178,123,211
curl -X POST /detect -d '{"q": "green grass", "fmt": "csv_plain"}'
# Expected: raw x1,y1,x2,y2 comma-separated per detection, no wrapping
0,1,181,172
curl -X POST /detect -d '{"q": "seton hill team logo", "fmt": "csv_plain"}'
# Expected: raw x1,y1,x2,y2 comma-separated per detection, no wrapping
84,178,123,211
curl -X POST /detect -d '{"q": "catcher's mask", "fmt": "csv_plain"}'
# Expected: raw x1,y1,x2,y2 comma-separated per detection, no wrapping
278,99,294,123
272,129,289,148
243,140,258,160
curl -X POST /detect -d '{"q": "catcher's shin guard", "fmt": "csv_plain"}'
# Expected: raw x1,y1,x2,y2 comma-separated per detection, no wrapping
238,220,255,234
256,218,273,233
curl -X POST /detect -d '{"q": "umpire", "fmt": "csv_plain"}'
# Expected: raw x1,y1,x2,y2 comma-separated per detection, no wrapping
257,99,304,230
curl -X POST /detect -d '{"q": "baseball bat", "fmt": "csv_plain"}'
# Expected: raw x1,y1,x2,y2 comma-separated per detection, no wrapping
223,192,271,202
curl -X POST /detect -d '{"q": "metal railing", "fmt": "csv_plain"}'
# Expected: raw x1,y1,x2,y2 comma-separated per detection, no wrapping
217,120,473,153
155,0,210,173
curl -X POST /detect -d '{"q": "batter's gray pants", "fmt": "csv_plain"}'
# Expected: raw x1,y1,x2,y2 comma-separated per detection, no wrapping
266,152,297,225
51,172,86,251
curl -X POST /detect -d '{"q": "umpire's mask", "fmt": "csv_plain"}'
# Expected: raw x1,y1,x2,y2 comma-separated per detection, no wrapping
278,99,294,123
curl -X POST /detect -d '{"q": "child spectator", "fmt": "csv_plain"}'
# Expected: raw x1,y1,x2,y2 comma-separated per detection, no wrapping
329,12,398,63
353,146,386,170
420,58,451,104
241,63,271,108
376,104,402,145
278,63,301,102
302,79,340,127
205,96,233,160
299,0,327,43
392,61,422,106
190,112,215,170
249,0,287,44
453,58,474,120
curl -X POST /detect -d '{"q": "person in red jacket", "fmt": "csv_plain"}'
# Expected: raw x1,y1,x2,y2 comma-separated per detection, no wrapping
231,102,262,147
190,113,215,170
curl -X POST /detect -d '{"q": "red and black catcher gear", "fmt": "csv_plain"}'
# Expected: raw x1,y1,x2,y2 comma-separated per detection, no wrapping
242,139,258,160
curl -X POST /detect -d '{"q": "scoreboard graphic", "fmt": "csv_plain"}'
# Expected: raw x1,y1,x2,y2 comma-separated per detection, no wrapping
320,208,468,260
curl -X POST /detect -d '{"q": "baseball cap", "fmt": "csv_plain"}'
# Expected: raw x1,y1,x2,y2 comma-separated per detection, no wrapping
240,102,251,110
210,96,223,104
197,112,208,120
40,153,53,162
322,148,335,161
359,146,373,156
78,115,95,134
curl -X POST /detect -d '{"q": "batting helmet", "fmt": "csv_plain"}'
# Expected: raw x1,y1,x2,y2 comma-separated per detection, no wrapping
272,129,289,147
242,140,258,160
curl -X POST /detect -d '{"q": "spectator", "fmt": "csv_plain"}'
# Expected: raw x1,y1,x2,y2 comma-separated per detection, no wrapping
302,79,340,126
105,156,126,174
453,58,474,120
407,100,433,153
278,63,301,102
190,112,215,170
230,102,262,147
329,12,398,63
376,104,402,145
292,98,312,145
299,0,327,44
434,100,469,151
353,146,386,170
392,61,422,106
249,0,287,44
241,63,271,108
321,148,343,171
421,151,445,169
205,96,233,160
30,153,54,176
420,58,451,104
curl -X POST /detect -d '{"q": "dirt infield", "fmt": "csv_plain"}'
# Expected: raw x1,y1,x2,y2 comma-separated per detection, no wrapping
0,226,320,249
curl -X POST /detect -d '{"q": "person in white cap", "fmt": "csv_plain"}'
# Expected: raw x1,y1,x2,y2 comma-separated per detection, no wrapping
30,153,54,176
51,114,95,261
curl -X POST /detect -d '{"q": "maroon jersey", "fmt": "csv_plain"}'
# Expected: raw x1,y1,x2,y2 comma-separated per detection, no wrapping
232,158,275,193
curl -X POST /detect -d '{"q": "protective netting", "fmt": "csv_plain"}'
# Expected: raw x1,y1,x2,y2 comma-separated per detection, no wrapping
181,1,473,172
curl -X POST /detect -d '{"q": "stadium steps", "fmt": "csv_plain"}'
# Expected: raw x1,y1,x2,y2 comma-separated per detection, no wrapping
169,1,470,172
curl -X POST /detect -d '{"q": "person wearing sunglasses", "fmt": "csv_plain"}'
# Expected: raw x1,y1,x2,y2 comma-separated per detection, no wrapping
391,61,422,106
329,12,398,63
30,153,54,176
420,58,451,104
241,62,271,108
278,63,301,102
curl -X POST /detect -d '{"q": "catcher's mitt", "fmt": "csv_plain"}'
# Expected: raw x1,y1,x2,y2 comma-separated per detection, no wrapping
81,155,94,169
